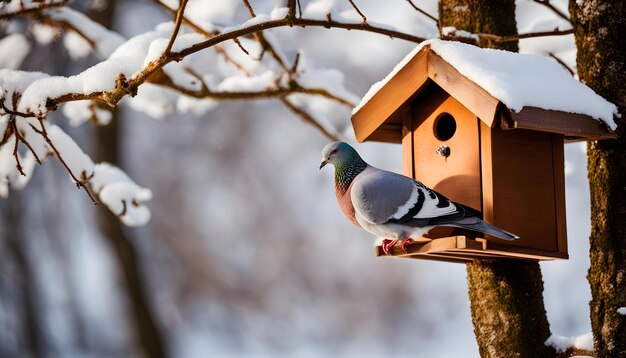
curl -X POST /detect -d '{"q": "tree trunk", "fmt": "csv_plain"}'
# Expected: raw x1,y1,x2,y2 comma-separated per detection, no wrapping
1,195,44,357
90,3,168,358
569,1,626,356
94,109,168,358
439,2,554,357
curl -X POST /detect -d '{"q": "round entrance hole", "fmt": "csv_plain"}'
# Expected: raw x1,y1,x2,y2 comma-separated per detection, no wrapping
434,113,457,141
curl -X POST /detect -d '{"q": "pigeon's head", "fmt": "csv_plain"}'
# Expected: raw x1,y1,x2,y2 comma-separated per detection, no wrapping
320,141,359,170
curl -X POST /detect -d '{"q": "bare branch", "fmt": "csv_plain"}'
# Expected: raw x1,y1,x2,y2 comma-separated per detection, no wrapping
1,102,37,118
242,0,256,17
287,0,297,20
477,28,573,43
232,37,250,55
15,128,43,165
405,0,438,24
296,0,302,19
36,15,425,111
532,0,570,22
548,52,575,76
176,17,427,59
153,0,251,74
30,119,98,204
11,120,25,176
347,0,367,25
163,0,189,56
280,97,340,141
0,0,70,20
147,68,354,106
38,16,97,49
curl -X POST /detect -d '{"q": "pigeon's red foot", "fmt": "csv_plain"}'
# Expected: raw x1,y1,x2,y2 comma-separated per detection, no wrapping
400,237,415,253
381,239,398,255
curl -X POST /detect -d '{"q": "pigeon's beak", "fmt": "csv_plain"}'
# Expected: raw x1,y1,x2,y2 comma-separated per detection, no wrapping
319,158,328,170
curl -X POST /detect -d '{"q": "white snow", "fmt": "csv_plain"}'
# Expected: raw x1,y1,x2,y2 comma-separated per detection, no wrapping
0,115,6,138
546,332,594,353
8,22,203,116
270,7,289,20
441,26,479,41
217,71,276,92
303,0,336,20
0,69,50,109
31,23,58,45
47,7,125,58
176,96,217,116
0,135,37,197
352,41,428,114
63,100,112,126
47,125,95,182
296,52,360,105
0,33,31,70
162,63,204,92
91,163,152,226
126,84,175,120
618,307,626,315
353,40,618,130
63,31,92,59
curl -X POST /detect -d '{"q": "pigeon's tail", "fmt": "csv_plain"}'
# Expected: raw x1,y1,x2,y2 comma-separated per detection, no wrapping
440,217,520,241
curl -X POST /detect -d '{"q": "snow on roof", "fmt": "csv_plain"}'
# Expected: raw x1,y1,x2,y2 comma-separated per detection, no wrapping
353,40,618,130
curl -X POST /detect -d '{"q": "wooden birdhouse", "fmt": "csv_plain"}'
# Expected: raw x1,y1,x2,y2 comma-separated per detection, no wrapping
351,40,617,262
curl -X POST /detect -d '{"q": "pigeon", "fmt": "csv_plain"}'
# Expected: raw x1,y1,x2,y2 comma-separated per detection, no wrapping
320,141,519,255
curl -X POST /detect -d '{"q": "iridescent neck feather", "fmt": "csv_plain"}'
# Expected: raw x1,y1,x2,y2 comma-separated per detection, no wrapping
335,156,367,194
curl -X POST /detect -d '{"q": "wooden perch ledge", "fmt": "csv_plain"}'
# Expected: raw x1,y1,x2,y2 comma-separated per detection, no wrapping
375,235,569,263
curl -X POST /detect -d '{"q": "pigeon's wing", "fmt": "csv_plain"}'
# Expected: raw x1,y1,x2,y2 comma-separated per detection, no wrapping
350,169,462,225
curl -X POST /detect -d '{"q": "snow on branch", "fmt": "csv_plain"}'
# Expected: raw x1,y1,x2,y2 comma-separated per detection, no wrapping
0,0,441,225
90,164,153,226
545,332,594,357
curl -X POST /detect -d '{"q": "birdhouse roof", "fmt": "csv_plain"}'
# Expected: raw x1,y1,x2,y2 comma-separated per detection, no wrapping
351,40,618,143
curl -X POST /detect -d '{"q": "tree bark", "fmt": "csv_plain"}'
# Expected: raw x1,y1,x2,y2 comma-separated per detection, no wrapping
439,1,554,357
89,3,168,358
569,1,626,356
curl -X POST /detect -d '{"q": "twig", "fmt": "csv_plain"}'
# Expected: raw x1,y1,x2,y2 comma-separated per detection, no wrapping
286,0,297,20
280,97,340,141
32,118,97,204
163,0,189,55
16,132,43,165
153,0,251,75
290,52,301,74
11,121,25,176
0,0,70,20
38,17,98,49
39,15,426,111
232,37,250,55
347,0,367,25
1,103,37,118
242,0,256,17
296,0,302,19
405,0,438,24
548,52,575,76
477,28,573,43
532,0,570,22
147,68,354,106
176,17,427,59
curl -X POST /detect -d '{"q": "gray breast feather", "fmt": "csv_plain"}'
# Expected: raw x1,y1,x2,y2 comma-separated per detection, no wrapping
350,169,416,224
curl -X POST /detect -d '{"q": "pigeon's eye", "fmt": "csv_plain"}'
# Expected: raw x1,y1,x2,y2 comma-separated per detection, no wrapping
331,149,337,154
